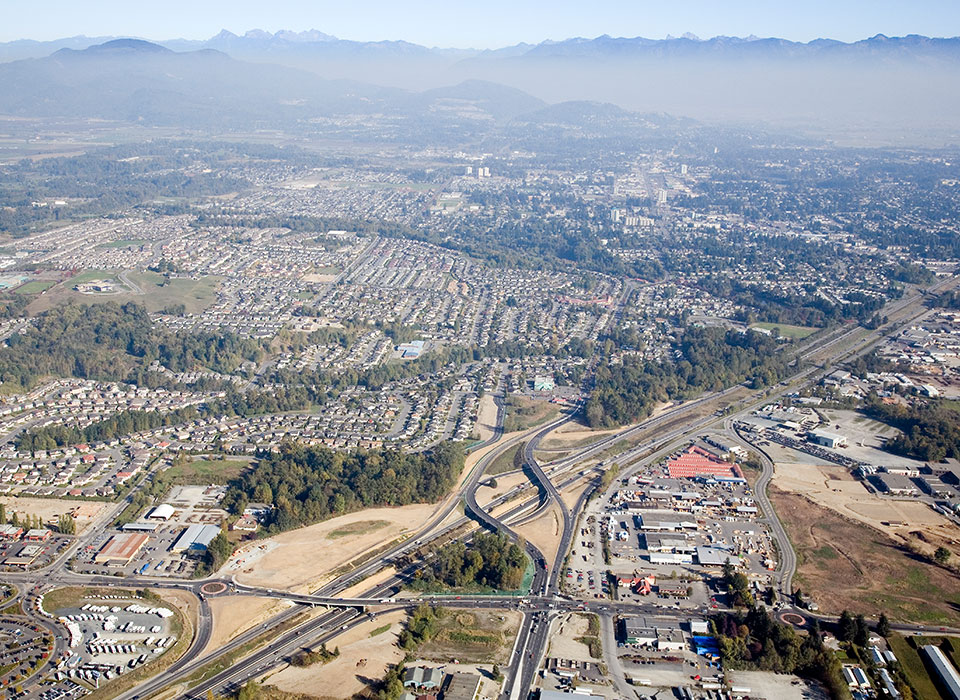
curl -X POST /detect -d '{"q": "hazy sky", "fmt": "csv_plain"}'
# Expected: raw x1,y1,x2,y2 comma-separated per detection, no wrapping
3,0,959,46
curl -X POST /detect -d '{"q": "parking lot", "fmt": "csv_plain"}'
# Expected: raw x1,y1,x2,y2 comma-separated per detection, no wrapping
52,596,178,687
0,535,72,572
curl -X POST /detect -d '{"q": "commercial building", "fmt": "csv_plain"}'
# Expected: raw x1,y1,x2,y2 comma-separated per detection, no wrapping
622,619,657,646
696,546,733,567
401,666,443,690
4,544,43,567
442,673,482,700
95,533,149,564
171,523,221,553
874,473,920,496
0,524,23,539
533,375,555,392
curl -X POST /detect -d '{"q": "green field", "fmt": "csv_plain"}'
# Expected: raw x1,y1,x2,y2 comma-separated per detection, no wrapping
30,270,221,314
750,322,819,339
488,442,524,475
165,458,251,484
68,269,121,286
13,280,55,295
502,395,562,433
887,634,943,700
127,271,222,314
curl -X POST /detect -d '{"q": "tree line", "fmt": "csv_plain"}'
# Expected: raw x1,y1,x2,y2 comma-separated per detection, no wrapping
586,327,790,428
410,532,527,592
220,441,465,533
864,397,960,462
0,302,264,392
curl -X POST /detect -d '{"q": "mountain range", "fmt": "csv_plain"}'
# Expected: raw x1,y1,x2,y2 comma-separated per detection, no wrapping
1,31,959,137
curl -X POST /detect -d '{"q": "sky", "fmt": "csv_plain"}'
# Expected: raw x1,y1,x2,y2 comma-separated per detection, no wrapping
2,0,959,47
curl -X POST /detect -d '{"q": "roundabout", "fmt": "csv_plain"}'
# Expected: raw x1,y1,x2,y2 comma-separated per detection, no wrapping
200,581,228,596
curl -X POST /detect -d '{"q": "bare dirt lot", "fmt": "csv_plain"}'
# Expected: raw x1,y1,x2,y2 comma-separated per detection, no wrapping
0,496,107,534
226,504,438,592
264,610,407,699
771,461,957,546
515,503,563,570
547,613,598,662
539,420,621,450
204,596,293,655
771,486,960,626
727,670,829,700
559,477,594,512
474,393,499,442
476,471,531,507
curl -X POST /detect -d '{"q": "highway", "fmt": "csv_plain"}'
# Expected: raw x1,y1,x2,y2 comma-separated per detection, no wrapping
5,274,956,700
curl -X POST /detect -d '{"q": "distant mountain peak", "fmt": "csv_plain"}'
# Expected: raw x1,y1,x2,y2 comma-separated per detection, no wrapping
54,38,173,57
93,38,170,52
274,29,337,43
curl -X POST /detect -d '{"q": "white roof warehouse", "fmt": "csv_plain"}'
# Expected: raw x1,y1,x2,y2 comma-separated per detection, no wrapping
171,524,221,553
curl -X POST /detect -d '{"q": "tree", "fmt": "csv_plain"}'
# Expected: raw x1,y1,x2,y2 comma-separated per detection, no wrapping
837,610,856,642
877,613,891,638
56,515,75,535
854,614,870,648
807,619,824,650
934,546,952,565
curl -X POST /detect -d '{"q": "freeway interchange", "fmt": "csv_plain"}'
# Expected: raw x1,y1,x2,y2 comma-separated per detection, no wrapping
5,275,960,700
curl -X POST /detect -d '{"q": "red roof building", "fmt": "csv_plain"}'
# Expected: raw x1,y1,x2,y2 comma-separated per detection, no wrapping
666,446,742,480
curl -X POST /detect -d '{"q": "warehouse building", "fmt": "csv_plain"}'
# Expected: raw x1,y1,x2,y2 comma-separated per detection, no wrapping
147,503,175,520
171,523,221,553
922,645,960,700
807,429,847,449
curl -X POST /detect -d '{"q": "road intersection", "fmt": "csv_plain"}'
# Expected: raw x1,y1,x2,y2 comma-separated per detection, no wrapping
4,276,958,700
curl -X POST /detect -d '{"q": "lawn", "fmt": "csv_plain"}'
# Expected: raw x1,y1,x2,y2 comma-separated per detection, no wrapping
750,322,819,339
13,280,55,295
165,458,251,484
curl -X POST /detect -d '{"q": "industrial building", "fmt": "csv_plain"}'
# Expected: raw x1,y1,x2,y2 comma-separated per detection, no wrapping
807,429,848,449
171,523,221,553
665,446,742,480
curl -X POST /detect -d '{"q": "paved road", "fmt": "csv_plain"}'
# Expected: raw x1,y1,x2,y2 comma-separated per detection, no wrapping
7,276,955,700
